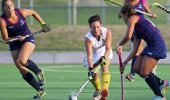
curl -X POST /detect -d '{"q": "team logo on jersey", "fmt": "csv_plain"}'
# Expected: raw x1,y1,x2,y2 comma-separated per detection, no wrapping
20,19,25,25
138,4,143,9
148,52,153,55
31,39,35,42
8,26,14,29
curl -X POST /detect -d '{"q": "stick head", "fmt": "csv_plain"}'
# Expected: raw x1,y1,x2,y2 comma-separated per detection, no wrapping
152,3,159,8
69,92,78,100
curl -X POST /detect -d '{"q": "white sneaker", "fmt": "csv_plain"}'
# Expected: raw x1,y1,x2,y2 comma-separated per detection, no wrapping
125,73,135,82
92,90,101,100
152,95,166,100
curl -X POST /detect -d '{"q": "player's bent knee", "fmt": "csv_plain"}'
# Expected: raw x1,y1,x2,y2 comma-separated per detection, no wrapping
18,58,28,66
18,67,28,74
139,71,150,78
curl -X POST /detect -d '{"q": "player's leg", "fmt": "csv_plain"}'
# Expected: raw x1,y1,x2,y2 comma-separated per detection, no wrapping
90,73,101,100
17,42,46,99
126,55,138,81
100,59,111,100
152,65,157,74
23,37,46,86
25,59,46,86
140,56,165,99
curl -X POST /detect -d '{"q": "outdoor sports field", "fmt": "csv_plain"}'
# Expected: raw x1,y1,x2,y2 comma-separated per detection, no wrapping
0,64,169,100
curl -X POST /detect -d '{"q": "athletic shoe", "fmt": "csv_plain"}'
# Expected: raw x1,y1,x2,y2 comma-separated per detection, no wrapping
125,73,135,82
33,88,46,100
160,80,169,95
100,97,106,100
37,70,46,86
100,88,108,100
92,90,101,100
152,95,166,100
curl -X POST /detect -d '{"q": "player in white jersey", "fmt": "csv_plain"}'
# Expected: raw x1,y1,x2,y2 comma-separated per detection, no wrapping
83,14,113,100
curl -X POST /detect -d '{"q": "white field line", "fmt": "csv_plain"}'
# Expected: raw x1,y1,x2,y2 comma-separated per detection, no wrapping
42,67,170,75
0,81,149,85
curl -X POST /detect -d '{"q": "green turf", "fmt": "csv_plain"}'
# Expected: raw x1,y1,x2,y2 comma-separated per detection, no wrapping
0,64,169,100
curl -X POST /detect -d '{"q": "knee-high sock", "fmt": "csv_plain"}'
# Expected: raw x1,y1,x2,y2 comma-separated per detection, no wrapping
153,74,163,86
23,72,40,91
145,73,164,97
102,72,110,89
131,56,138,76
90,76,101,91
25,59,41,75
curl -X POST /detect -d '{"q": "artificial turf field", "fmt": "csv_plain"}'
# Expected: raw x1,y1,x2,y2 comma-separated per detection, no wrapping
0,64,169,100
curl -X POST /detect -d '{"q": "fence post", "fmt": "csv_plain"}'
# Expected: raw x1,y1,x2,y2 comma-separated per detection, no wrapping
17,0,21,8
30,0,34,25
167,0,170,25
72,0,79,25
68,0,72,25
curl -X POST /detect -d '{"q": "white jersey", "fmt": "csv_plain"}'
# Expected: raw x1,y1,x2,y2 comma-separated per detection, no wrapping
83,27,113,67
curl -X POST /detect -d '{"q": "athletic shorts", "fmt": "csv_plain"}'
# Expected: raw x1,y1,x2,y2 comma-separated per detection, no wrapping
8,36,35,51
141,46,166,60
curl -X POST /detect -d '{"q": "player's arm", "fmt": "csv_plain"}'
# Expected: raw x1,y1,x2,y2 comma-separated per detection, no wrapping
117,15,138,46
123,36,141,65
104,29,112,60
85,38,93,70
0,18,9,41
19,8,44,23
143,0,157,18
20,8,50,32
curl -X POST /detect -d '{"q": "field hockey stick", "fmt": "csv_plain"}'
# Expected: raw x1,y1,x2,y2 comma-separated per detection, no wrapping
118,53,124,100
69,64,101,100
0,29,44,44
104,0,152,17
152,3,170,14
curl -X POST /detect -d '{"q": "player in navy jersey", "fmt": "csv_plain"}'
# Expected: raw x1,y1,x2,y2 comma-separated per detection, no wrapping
122,0,157,82
117,4,169,100
0,0,50,99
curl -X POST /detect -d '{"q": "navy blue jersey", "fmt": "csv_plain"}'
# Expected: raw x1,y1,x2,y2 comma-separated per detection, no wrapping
134,17,167,59
1,9,35,51
1,9,31,37
134,0,145,17
134,0,145,11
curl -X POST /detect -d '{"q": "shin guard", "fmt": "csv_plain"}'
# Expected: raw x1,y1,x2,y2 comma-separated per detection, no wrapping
25,59,41,75
90,76,101,90
23,72,40,91
145,73,164,97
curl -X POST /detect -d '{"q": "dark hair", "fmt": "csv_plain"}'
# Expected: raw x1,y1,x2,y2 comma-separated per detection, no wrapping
1,0,14,13
119,4,136,18
88,14,102,26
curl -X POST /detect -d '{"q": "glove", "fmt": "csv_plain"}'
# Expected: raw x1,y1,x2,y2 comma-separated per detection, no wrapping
88,69,96,80
41,22,51,32
99,56,107,66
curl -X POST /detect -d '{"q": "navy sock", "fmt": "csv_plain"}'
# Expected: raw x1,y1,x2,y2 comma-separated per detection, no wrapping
153,74,163,86
145,73,163,97
25,59,41,75
23,72,40,91
130,56,138,75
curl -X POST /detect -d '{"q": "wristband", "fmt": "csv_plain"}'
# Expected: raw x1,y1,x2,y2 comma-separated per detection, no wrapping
40,21,45,25
123,61,127,65
117,44,121,47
